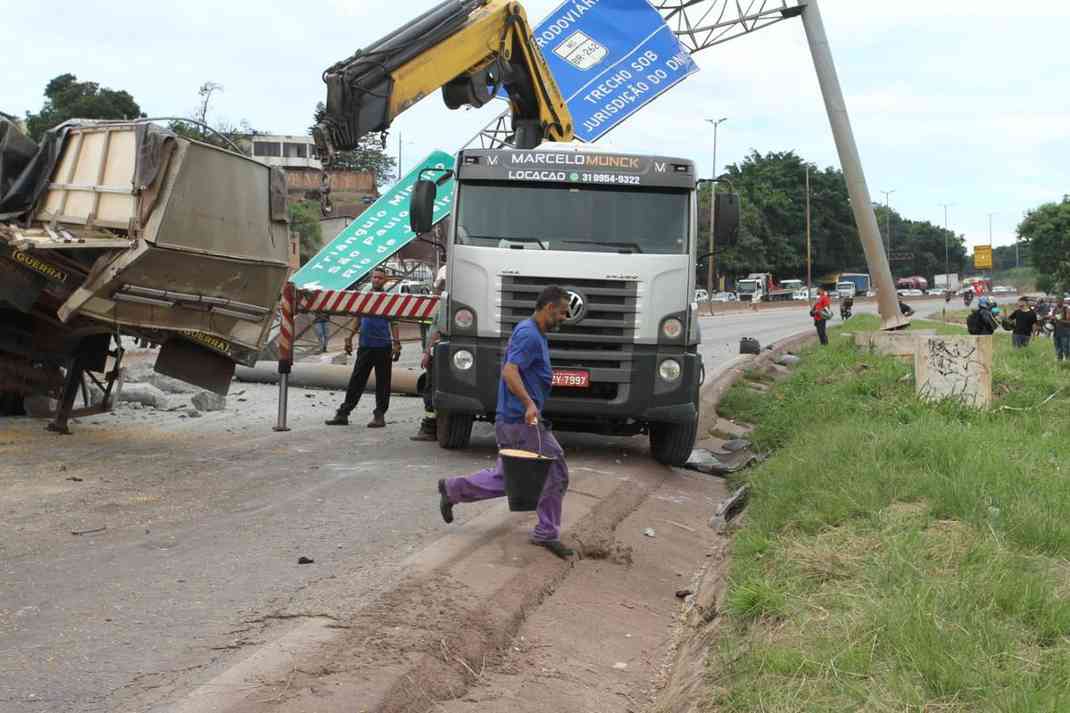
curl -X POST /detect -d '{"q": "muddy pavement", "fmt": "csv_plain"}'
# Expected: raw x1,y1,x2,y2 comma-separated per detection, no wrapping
0,382,507,713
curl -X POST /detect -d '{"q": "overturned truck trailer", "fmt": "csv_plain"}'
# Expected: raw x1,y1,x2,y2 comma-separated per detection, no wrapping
0,119,290,432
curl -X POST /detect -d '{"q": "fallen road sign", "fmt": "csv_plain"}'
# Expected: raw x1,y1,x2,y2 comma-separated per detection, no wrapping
290,151,455,291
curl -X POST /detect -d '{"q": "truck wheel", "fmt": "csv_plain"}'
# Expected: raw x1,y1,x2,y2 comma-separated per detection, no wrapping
650,417,699,467
437,410,474,450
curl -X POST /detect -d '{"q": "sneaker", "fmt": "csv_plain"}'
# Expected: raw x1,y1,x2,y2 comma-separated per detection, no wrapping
324,413,349,426
531,539,574,560
437,479,454,524
367,414,386,428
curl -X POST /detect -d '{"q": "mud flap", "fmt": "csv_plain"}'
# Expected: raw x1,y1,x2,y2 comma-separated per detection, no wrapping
155,338,234,396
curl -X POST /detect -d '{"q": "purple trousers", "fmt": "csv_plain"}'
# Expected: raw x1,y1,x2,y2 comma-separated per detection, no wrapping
444,421,569,542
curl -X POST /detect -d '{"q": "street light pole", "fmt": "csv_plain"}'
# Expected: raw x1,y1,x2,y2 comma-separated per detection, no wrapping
940,202,953,284
806,166,813,311
881,189,895,252
705,117,727,311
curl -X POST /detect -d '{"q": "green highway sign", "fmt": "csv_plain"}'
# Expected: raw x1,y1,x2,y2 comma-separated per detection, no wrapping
290,150,455,291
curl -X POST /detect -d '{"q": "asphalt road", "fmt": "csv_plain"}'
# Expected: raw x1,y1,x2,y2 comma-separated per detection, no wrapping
0,299,892,713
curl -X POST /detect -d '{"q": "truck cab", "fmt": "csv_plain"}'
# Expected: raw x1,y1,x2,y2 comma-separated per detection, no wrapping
416,146,703,465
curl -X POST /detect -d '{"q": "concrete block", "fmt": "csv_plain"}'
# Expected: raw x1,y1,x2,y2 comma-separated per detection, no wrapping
854,330,936,357
914,335,993,408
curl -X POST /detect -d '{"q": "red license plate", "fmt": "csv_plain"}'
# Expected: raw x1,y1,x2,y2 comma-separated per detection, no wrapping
552,370,590,388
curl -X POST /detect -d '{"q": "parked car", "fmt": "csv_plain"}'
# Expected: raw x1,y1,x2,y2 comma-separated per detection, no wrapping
710,291,737,303
898,288,924,297
992,285,1016,295
792,289,810,301
694,289,710,304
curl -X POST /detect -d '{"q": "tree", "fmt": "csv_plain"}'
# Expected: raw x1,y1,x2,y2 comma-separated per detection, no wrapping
696,150,966,287
289,201,323,264
311,103,396,185
1019,198,1070,293
25,73,144,140
166,81,257,152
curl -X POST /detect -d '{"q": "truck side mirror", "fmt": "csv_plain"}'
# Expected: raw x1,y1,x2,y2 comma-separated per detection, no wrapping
410,180,436,234
715,193,740,247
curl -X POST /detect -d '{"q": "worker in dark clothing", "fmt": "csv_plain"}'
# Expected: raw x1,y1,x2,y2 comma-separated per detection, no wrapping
1053,298,1070,362
411,274,447,442
1008,300,1038,348
326,269,401,428
967,297,999,336
437,286,574,559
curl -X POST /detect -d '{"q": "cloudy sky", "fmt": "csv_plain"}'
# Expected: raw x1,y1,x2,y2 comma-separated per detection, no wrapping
5,0,1068,249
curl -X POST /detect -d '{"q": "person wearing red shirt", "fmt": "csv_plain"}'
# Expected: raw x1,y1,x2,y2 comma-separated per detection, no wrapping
811,288,832,346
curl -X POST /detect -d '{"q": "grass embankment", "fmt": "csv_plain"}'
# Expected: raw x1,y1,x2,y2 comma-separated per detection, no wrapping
708,316,1070,711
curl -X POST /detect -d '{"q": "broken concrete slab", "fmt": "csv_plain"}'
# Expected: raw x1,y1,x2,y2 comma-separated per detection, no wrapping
117,383,168,410
711,418,753,439
191,391,225,412
683,449,758,477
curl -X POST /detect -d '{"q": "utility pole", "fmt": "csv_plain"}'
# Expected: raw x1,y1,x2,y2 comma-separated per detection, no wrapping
987,212,996,283
397,132,403,179
806,166,813,311
705,117,727,312
940,203,953,320
881,189,896,252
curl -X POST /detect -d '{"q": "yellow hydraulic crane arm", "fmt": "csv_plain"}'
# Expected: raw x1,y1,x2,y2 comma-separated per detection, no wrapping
313,0,573,158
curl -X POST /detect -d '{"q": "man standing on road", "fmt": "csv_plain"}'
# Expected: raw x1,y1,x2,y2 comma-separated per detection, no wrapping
436,286,574,560
1054,297,1070,362
326,269,401,428
1008,299,1038,348
811,287,831,346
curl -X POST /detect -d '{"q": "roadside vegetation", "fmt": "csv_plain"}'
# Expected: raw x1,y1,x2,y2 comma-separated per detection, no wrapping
708,316,1070,711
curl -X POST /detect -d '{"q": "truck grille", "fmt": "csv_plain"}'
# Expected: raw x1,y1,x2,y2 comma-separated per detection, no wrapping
500,276,638,401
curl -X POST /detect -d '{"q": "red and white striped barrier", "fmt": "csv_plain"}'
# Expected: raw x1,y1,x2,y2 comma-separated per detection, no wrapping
297,289,440,320
273,286,441,432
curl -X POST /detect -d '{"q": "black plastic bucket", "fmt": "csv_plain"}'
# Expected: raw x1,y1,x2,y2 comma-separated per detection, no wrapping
500,448,554,512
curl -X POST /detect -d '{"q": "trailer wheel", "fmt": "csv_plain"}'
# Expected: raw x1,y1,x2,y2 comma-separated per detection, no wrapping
437,410,474,450
650,415,698,467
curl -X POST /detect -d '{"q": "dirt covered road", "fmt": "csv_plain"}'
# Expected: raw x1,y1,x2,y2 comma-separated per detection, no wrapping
0,303,896,712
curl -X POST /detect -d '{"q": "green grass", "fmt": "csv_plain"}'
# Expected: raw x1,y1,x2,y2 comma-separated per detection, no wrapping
708,318,1070,712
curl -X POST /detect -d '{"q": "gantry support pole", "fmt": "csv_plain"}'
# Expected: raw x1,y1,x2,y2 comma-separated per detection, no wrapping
800,0,907,329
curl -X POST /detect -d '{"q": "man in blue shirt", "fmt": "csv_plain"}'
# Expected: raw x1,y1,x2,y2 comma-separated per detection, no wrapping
326,269,401,428
436,286,574,559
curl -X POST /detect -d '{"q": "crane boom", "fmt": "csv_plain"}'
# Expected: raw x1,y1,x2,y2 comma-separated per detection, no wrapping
313,0,573,157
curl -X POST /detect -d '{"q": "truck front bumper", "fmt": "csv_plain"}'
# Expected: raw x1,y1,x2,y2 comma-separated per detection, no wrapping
432,339,701,427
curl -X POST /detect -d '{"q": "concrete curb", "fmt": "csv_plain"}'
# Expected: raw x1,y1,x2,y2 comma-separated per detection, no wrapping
697,329,819,438
653,328,818,713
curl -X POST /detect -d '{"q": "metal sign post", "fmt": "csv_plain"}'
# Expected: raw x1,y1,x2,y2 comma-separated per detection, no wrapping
271,288,440,432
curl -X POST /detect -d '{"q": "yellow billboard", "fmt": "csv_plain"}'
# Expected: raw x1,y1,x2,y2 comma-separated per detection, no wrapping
974,245,993,270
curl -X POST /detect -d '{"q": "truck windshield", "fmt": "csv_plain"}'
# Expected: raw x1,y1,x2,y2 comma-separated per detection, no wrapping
454,182,689,255
737,282,757,294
